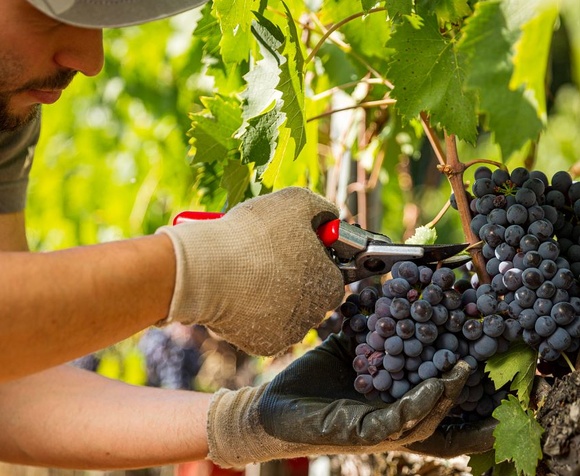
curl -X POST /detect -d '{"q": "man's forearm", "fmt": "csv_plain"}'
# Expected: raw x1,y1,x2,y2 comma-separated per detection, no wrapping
0,364,211,469
0,234,176,382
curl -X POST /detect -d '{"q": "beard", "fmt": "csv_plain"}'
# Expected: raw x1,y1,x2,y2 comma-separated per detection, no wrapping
0,97,40,132
0,60,77,132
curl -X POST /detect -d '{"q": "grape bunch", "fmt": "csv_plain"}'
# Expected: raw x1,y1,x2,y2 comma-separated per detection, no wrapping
138,327,202,390
340,165,580,421
341,263,512,418
465,166,580,362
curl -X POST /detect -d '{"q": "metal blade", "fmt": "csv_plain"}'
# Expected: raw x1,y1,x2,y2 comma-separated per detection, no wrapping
417,243,470,263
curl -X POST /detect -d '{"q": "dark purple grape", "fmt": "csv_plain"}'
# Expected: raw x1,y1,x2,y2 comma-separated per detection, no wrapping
354,374,374,394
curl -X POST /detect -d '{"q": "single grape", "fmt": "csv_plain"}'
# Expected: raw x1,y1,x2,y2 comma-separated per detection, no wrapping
353,355,370,373
410,299,433,322
372,369,393,392
415,321,439,344
390,379,412,399
433,349,457,372
483,314,505,338
398,261,419,284
535,315,557,337
463,319,483,340
354,374,374,394
384,335,404,355
375,317,397,338
546,327,572,352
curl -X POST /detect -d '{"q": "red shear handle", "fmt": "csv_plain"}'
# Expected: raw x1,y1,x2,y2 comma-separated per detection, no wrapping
173,211,340,248
172,211,224,226
316,218,341,247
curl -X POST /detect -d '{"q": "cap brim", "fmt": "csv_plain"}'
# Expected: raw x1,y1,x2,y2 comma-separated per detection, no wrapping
27,0,207,28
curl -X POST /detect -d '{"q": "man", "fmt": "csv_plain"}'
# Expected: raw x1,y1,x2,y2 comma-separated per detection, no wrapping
0,0,494,470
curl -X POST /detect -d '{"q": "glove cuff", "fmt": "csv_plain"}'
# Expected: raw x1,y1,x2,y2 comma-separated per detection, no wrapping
155,224,204,326
207,385,296,468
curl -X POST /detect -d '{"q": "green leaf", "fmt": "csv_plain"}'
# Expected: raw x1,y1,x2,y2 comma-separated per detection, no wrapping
387,13,478,143
493,395,544,476
509,1,558,122
220,159,252,208
386,0,413,19
320,2,392,64
279,3,306,156
494,461,520,476
240,9,306,169
188,95,243,164
468,451,495,476
241,103,285,168
432,0,471,24
457,0,544,159
405,225,437,245
361,0,379,12
486,340,537,407
214,0,260,64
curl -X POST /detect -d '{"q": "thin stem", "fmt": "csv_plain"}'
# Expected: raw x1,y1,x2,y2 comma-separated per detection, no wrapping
306,99,396,122
561,352,575,373
310,78,391,102
307,98,395,122
305,8,387,65
425,200,452,229
420,112,446,168
464,158,509,171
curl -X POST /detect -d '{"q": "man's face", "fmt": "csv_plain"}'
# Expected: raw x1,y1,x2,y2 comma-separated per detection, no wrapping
0,0,104,132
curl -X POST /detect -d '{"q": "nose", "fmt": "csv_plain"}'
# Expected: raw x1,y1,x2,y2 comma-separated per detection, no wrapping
53,27,105,77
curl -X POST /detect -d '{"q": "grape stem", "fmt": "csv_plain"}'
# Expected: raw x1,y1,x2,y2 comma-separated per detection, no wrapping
464,158,509,171
419,113,490,282
561,352,576,373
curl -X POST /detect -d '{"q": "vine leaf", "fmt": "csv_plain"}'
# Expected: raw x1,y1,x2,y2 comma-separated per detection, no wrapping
387,13,478,143
361,0,379,13
457,0,543,159
510,1,558,122
432,0,471,24
214,0,260,64
238,8,306,177
493,395,544,476
241,103,285,169
405,225,437,245
188,95,243,165
486,340,536,407
221,159,252,209
468,451,495,476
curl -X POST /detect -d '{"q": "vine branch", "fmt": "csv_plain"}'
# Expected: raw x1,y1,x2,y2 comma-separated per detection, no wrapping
307,98,395,122
305,8,387,65
443,132,490,284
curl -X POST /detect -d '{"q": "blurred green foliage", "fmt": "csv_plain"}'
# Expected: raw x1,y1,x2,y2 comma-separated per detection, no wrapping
28,11,207,251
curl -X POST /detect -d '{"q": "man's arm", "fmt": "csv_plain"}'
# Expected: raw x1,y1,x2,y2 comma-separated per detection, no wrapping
0,211,28,251
0,231,176,383
0,364,211,469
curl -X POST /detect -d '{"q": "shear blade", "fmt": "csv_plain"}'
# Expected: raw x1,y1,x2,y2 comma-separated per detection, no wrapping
413,243,470,263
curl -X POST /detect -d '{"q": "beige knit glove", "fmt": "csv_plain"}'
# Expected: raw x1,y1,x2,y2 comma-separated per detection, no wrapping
206,333,489,469
156,187,345,356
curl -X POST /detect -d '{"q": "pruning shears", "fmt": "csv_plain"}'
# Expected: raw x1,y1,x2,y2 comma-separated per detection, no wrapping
173,211,470,284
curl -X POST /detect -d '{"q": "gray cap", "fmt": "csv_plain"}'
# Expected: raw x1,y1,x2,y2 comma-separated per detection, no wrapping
26,0,208,28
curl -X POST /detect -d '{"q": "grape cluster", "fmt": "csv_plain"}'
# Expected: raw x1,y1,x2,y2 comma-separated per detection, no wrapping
342,263,511,418
138,327,202,390
340,165,580,420
466,166,580,362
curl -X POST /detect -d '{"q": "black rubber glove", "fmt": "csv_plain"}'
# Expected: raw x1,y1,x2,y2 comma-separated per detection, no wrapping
207,332,478,468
